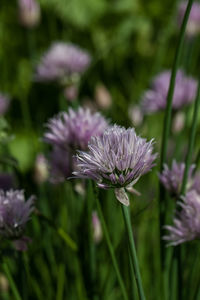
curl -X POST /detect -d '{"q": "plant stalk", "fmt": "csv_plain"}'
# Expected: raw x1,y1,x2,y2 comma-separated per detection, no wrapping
121,205,146,300
95,194,128,300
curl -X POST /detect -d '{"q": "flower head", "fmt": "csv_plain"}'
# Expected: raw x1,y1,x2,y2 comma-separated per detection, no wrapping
159,161,199,196
0,190,34,239
44,107,108,183
18,0,40,28
73,125,157,206
35,42,91,84
141,70,197,114
177,1,200,37
164,190,200,245
0,94,9,116
44,107,108,151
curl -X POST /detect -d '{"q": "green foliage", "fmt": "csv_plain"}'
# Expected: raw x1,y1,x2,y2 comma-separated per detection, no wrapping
0,0,200,299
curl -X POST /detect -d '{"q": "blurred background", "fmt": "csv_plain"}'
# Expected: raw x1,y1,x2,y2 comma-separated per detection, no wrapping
0,0,200,299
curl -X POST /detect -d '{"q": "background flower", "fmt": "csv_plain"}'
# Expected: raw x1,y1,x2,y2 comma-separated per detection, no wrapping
141,70,197,114
0,189,34,239
177,1,200,37
44,107,109,182
159,160,200,196
35,42,91,84
164,190,200,246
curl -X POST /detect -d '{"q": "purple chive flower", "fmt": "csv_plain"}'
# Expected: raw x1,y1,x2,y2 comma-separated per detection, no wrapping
44,107,108,183
164,190,200,246
35,42,91,84
141,70,197,114
73,125,157,206
18,0,40,28
0,190,34,246
177,1,200,37
44,107,108,151
0,94,10,116
159,160,199,196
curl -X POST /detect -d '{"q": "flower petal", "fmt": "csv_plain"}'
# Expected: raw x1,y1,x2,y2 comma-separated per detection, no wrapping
115,188,130,206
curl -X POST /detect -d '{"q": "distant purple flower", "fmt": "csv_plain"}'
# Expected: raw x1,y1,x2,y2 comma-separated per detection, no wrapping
44,107,108,183
44,107,108,151
0,94,9,116
73,125,157,206
35,42,91,84
177,1,200,37
0,190,34,240
159,161,199,196
164,190,200,245
141,70,197,114
18,0,40,28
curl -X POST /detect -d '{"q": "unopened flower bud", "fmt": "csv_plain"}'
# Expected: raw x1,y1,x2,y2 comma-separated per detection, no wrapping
129,105,143,126
63,85,78,101
95,84,112,109
34,154,48,184
18,0,41,28
0,273,9,292
172,112,185,133
92,211,102,244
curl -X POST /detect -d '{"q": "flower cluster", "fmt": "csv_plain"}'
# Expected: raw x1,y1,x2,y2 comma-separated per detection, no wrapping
74,125,157,206
44,107,109,182
35,42,91,85
164,190,200,245
141,70,197,114
177,1,200,37
0,190,34,250
159,161,200,197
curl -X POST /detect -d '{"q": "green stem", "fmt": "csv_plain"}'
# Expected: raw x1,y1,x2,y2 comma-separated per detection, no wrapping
159,0,195,263
160,0,194,168
87,181,97,299
121,205,146,300
180,78,200,195
95,195,128,300
128,246,138,300
2,260,22,300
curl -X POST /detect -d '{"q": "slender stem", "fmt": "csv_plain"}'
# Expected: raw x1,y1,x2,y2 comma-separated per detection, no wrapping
159,0,195,264
95,194,128,300
173,63,200,300
160,0,194,169
194,148,200,172
180,78,200,195
128,246,138,300
87,181,97,299
2,260,22,300
121,205,146,300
